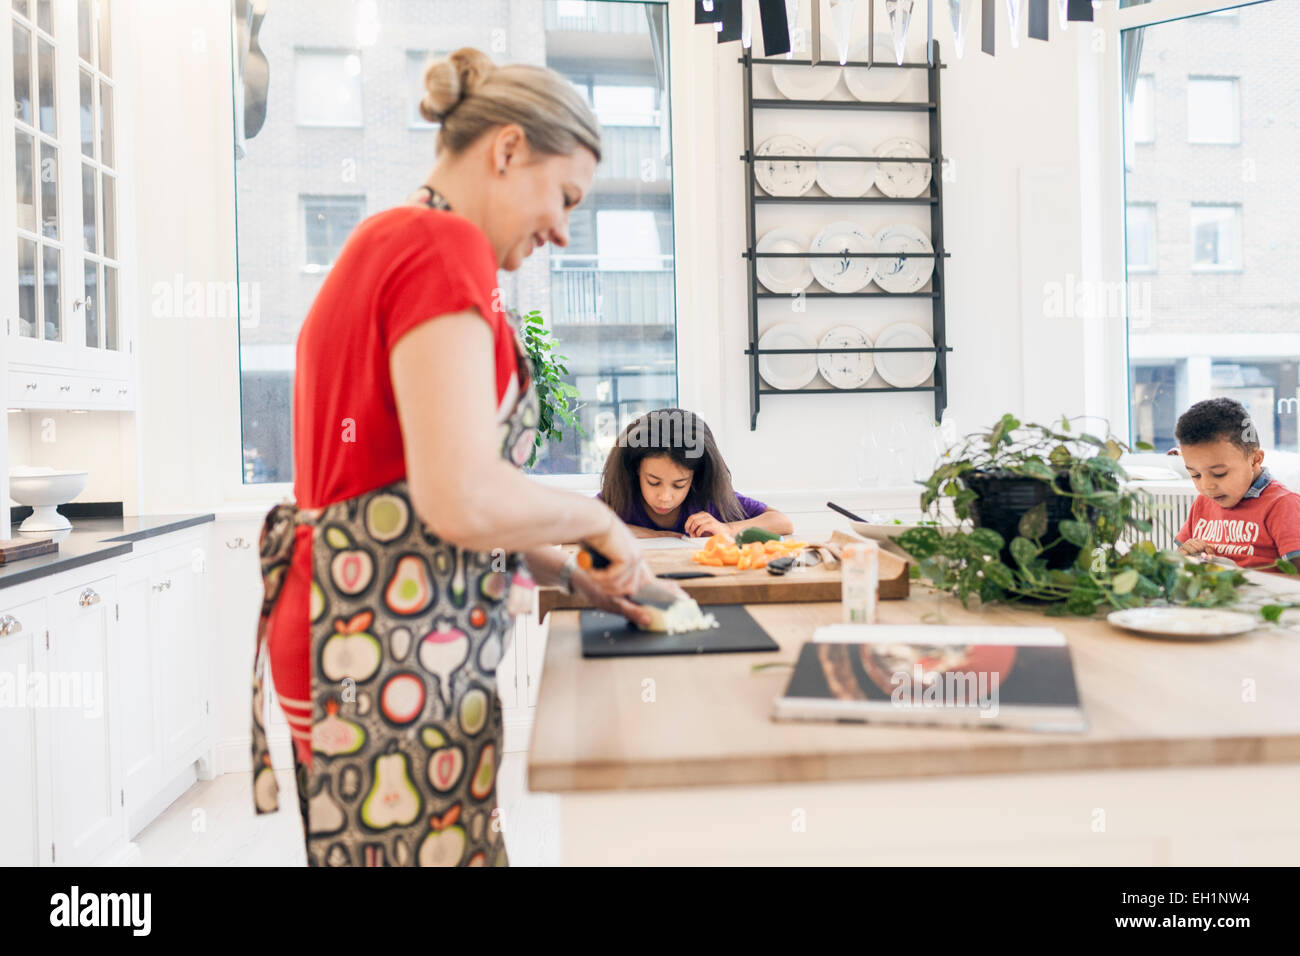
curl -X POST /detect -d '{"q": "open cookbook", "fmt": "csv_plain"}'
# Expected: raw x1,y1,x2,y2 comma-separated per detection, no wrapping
773,626,1088,733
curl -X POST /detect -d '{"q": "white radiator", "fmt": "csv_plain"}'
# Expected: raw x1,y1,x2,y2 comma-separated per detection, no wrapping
1124,481,1199,551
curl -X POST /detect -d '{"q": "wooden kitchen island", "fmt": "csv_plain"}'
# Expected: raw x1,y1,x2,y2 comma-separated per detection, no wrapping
527,570,1300,865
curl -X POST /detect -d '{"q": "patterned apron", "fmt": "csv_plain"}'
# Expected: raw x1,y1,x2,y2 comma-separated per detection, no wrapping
251,190,540,866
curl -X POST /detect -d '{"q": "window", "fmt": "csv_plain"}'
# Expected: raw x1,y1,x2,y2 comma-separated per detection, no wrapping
1187,77,1239,144
302,196,364,272
406,50,444,128
234,0,675,483
1189,204,1241,271
1123,1,1297,456
295,50,363,126
1125,204,1156,272
1131,74,1155,144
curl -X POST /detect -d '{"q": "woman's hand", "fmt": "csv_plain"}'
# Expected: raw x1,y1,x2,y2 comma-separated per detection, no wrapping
572,567,689,630
582,511,654,596
683,512,728,538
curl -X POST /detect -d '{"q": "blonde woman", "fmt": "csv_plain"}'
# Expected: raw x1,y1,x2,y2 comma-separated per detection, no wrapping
252,48,669,866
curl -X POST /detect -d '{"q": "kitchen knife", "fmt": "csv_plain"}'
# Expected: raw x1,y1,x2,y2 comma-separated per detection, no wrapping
576,544,684,610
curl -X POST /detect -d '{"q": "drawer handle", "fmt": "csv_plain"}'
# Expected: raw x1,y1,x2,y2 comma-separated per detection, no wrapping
118,387,127,395
90,385,102,394
152,580,172,592
0,615,22,636
227,536,251,550
25,381,37,390
79,588,101,607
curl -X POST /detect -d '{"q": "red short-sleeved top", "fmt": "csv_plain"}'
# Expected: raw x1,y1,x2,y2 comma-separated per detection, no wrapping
292,204,519,509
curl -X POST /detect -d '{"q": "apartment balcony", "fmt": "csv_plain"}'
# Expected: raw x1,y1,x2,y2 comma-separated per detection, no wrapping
544,1,650,34
550,255,675,327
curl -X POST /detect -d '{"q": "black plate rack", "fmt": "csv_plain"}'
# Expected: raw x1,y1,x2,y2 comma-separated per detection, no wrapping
741,38,951,430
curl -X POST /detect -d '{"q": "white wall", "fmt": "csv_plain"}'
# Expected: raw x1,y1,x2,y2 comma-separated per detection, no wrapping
126,1,1114,511
130,0,243,515
671,4,1112,493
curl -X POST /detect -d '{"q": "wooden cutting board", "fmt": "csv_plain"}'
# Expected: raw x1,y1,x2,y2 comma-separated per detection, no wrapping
537,537,909,621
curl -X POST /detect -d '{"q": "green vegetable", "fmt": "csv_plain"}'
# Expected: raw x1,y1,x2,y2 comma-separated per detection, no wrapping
736,527,781,545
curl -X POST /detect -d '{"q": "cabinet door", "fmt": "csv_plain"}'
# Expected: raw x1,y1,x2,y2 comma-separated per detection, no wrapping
157,542,207,772
116,553,163,829
48,575,122,865
0,598,43,866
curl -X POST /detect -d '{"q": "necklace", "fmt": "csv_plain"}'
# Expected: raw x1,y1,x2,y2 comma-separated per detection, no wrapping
413,184,453,211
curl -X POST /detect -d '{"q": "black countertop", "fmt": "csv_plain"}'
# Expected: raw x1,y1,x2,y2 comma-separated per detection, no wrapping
0,514,217,590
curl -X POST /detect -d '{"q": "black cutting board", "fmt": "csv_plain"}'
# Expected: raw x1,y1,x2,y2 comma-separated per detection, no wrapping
579,605,779,658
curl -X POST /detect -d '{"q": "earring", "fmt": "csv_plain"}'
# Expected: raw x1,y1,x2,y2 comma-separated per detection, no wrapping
499,167,506,176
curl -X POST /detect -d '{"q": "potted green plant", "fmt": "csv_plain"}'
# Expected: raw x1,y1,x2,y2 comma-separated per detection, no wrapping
520,309,587,469
892,414,1249,617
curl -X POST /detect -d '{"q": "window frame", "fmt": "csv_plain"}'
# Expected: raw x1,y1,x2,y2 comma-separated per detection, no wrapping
1124,202,1158,273
228,0,685,498
1095,0,1270,448
299,194,366,274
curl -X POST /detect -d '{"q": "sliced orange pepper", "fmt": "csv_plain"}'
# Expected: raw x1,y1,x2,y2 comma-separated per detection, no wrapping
753,554,768,568
722,546,740,565
700,555,724,567
763,540,782,553
737,552,752,571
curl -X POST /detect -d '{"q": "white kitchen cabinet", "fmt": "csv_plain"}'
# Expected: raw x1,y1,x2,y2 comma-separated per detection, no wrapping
0,521,216,863
47,574,123,866
0,598,44,866
157,541,207,770
116,553,163,835
2,0,138,401
116,529,212,835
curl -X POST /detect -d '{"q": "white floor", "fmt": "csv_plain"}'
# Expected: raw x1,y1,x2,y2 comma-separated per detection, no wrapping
130,753,562,866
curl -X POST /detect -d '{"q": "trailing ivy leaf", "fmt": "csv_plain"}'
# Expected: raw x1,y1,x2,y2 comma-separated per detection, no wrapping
895,527,942,559
1009,536,1038,571
1020,459,1056,482
1018,501,1049,540
969,527,1005,552
1058,519,1092,547
1260,605,1285,623
1275,558,1298,575
1111,569,1138,595
984,562,1015,589
1063,588,1098,616
1103,439,1124,460
1135,441,1154,451
1049,444,1072,466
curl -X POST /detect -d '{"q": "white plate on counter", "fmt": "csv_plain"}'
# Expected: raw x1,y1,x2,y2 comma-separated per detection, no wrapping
873,223,935,293
1106,607,1261,641
873,137,933,198
843,33,910,102
755,228,814,294
758,323,818,390
754,134,817,197
817,325,874,389
873,322,936,388
772,32,842,100
810,221,877,293
815,137,875,197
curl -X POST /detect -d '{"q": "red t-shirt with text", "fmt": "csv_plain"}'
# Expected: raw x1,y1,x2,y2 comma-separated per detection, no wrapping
1176,478,1300,569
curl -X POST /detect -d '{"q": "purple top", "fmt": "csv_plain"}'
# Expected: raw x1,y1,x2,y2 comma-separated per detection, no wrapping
596,491,769,535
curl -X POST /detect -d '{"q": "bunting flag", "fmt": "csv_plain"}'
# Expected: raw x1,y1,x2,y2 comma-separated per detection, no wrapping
1028,0,1049,39
695,0,724,23
1067,0,1094,21
717,0,743,42
758,0,792,55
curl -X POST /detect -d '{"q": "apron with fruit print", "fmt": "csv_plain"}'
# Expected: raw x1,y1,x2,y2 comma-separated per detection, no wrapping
251,192,540,866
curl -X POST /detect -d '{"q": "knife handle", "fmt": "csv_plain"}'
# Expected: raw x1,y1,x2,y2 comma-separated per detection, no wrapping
576,543,610,571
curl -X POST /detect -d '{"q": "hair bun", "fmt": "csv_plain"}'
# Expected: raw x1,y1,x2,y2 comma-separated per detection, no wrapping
419,47,496,124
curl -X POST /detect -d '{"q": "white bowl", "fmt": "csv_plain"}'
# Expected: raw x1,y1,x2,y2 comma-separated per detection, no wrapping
9,468,89,532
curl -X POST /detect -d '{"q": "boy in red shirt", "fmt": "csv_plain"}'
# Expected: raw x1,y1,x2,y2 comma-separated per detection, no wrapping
1172,397,1300,571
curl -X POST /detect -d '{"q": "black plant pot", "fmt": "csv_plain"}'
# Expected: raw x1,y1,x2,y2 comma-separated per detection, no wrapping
964,470,1082,571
